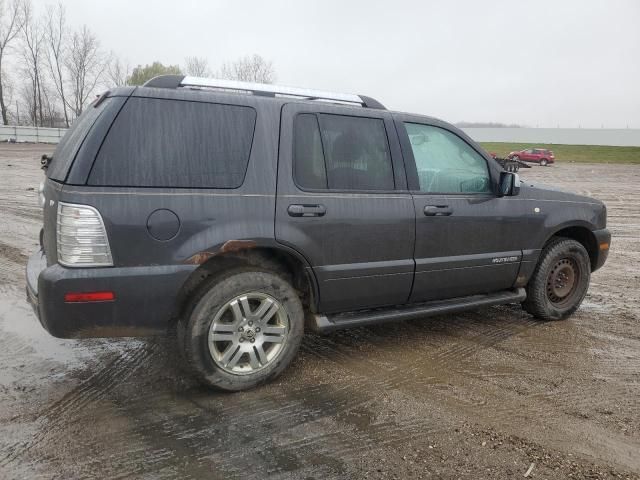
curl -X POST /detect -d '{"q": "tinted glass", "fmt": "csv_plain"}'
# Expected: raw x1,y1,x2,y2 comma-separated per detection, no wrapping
317,114,394,191
88,98,256,188
405,123,491,194
293,114,327,189
48,98,112,182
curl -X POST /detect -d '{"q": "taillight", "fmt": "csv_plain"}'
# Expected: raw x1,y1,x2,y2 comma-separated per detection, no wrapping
56,202,113,267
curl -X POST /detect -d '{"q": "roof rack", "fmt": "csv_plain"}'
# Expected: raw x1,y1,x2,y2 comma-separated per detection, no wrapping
143,75,386,110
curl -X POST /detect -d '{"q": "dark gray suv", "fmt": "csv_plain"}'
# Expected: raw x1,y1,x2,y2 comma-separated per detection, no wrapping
26,75,610,391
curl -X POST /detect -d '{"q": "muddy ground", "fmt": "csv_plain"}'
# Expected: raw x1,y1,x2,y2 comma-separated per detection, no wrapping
0,143,638,479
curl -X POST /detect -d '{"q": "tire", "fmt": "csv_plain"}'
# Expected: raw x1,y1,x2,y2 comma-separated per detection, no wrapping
540,159,548,166
512,155,520,161
522,238,591,320
178,270,304,391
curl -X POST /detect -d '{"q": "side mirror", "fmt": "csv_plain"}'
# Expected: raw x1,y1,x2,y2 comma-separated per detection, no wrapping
498,172,520,197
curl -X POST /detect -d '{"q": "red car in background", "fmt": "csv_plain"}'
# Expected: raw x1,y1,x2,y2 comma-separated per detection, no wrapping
508,148,555,166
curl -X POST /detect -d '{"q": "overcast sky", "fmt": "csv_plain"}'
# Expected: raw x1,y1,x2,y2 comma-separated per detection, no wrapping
52,0,639,128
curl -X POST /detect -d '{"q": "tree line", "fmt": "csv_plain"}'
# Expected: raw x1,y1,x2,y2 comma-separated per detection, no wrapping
0,0,275,128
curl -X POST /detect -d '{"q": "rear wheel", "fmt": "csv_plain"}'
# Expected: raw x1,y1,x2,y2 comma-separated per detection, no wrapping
522,238,590,320
178,270,304,391
512,155,520,161
540,158,548,166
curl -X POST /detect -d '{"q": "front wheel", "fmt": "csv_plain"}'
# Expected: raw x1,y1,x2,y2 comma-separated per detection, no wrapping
522,238,591,320
540,159,548,166
178,270,304,391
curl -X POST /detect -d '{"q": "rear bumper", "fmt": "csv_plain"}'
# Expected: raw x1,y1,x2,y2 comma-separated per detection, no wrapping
26,249,195,338
592,228,611,272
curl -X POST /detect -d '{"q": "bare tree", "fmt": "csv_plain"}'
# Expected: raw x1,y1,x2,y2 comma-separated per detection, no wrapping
40,78,61,126
20,0,46,126
17,79,34,124
184,56,210,77
106,53,129,87
65,24,107,117
0,0,24,125
218,54,275,84
44,2,69,126
0,67,17,122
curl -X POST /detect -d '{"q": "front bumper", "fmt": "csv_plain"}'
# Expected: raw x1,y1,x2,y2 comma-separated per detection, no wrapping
26,249,195,338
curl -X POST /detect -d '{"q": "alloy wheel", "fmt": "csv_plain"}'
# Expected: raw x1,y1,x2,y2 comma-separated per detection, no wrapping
208,292,289,375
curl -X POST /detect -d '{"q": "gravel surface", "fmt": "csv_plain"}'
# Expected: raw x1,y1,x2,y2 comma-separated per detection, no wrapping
0,144,638,479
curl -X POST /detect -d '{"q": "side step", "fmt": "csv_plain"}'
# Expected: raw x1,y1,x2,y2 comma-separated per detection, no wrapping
310,288,526,333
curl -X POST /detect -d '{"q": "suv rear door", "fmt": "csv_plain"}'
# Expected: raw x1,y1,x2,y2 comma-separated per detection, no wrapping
395,115,532,302
276,103,415,313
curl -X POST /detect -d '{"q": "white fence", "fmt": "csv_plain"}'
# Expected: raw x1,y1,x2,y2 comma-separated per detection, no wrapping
0,125,66,144
3,124,640,148
461,128,640,147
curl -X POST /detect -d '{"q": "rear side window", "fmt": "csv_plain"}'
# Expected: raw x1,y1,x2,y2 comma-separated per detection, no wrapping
48,98,113,182
293,113,394,191
88,98,256,188
293,114,327,189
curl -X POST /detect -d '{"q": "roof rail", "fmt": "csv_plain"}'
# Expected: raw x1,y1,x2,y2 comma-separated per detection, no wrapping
143,75,386,110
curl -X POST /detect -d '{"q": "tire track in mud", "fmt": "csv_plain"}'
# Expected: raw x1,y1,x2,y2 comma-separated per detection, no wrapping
2,314,638,476
300,308,640,472
0,342,158,470
0,241,28,265
8,337,458,479
1,205,42,222
146,381,451,479
0,240,28,287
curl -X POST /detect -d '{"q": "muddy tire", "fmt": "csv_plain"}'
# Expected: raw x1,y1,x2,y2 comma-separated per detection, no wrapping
522,238,590,320
178,270,304,391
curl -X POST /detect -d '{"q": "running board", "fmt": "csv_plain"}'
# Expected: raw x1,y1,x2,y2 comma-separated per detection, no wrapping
310,288,527,333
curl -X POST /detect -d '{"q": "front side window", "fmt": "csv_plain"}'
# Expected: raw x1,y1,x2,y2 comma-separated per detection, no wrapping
404,123,491,194
293,113,394,191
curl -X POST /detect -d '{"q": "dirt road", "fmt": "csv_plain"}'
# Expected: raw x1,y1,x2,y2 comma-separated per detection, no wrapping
1,144,638,479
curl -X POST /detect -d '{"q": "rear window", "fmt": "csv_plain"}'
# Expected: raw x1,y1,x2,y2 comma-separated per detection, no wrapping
293,113,394,191
88,98,256,189
48,98,112,182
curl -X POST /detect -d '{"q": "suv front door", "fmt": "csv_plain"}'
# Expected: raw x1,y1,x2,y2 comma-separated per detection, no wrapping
276,103,415,313
396,115,535,302
521,149,536,161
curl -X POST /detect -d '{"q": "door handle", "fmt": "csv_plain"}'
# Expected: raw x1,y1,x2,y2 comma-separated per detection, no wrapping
424,205,453,216
288,204,327,217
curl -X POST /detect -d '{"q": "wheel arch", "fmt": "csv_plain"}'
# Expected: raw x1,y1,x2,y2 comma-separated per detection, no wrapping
545,225,598,271
172,242,319,324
